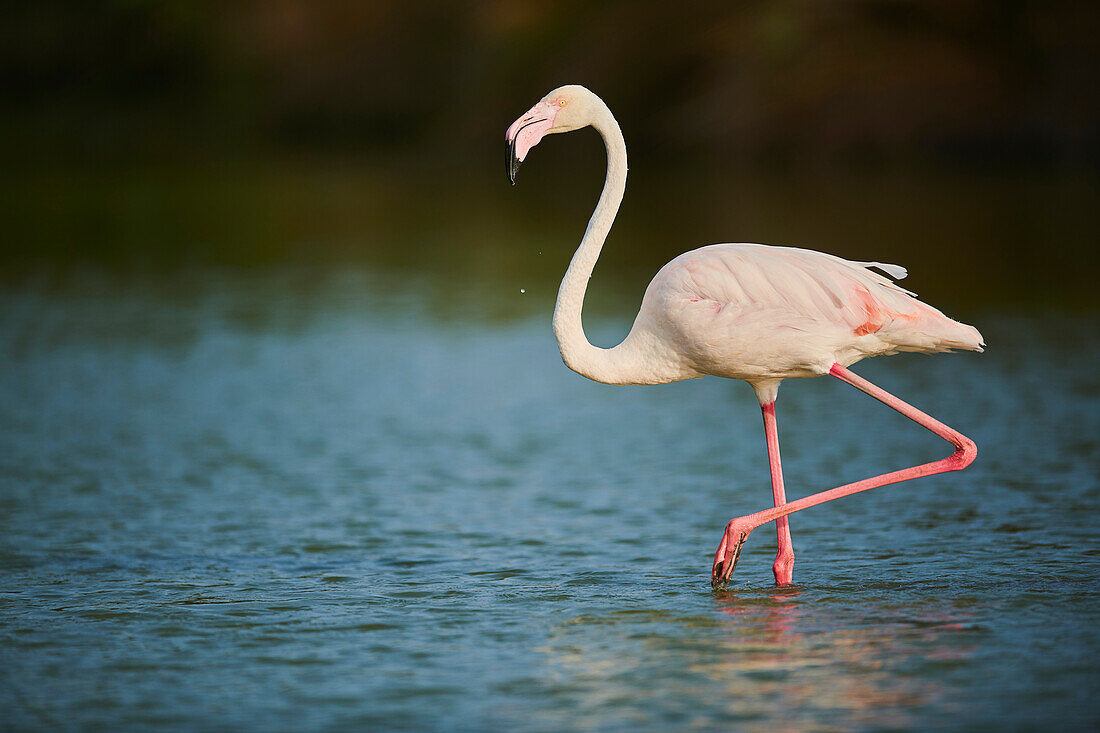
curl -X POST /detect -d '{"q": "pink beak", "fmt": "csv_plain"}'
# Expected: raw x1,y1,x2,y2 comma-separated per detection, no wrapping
506,103,557,184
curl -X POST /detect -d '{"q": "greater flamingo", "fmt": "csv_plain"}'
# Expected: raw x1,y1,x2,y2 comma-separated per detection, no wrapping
506,85,982,588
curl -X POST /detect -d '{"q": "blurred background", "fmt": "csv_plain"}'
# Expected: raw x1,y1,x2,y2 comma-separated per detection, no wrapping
4,0,1099,309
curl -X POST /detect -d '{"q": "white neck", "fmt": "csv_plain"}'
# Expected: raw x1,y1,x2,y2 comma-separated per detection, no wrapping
551,103,683,386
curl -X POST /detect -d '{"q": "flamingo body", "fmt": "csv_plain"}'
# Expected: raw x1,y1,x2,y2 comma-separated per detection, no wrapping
628,243,982,393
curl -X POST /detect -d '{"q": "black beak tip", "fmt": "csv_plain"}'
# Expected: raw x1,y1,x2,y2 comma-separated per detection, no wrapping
507,139,521,185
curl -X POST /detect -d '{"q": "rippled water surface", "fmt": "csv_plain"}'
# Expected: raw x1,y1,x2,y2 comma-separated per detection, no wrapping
1,264,1097,731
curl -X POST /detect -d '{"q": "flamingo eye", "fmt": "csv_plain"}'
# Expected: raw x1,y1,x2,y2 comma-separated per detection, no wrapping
557,99,567,107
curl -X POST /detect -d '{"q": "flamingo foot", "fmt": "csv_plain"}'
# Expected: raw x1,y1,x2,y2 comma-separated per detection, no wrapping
772,550,794,586
711,519,754,589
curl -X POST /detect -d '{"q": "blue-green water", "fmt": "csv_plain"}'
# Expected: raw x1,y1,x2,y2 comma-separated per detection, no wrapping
1,264,1097,730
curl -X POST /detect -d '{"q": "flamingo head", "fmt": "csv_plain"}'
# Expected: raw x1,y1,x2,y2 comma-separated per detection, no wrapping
506,85,600,184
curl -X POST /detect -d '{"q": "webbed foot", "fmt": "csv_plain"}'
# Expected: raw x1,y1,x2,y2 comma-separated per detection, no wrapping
711,519,753,589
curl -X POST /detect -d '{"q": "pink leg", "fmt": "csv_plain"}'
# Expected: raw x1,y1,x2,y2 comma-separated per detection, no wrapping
712,364,977,588
762,402,795,585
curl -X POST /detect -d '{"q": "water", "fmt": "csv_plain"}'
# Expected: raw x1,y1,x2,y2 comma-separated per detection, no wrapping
0,264,1096,731
1,164,1099,730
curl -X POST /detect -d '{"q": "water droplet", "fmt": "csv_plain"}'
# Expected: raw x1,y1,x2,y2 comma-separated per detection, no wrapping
520,289,526,294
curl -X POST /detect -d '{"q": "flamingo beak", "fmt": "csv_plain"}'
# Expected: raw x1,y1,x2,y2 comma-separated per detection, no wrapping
507,133,523,185
505,106,556,185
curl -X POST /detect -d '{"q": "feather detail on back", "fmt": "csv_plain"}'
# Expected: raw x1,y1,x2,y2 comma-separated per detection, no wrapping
859,261,909,283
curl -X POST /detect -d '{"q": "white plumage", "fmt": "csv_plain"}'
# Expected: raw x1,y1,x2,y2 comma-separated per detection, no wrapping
634,242,983,388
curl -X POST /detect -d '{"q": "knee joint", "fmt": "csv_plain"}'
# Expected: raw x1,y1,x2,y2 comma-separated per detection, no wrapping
952,436,977,470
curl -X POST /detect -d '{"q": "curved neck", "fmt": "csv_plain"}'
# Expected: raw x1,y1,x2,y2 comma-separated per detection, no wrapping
551,105,631,383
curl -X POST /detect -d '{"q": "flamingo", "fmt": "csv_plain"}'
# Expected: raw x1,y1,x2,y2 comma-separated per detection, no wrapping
505,85,982,588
